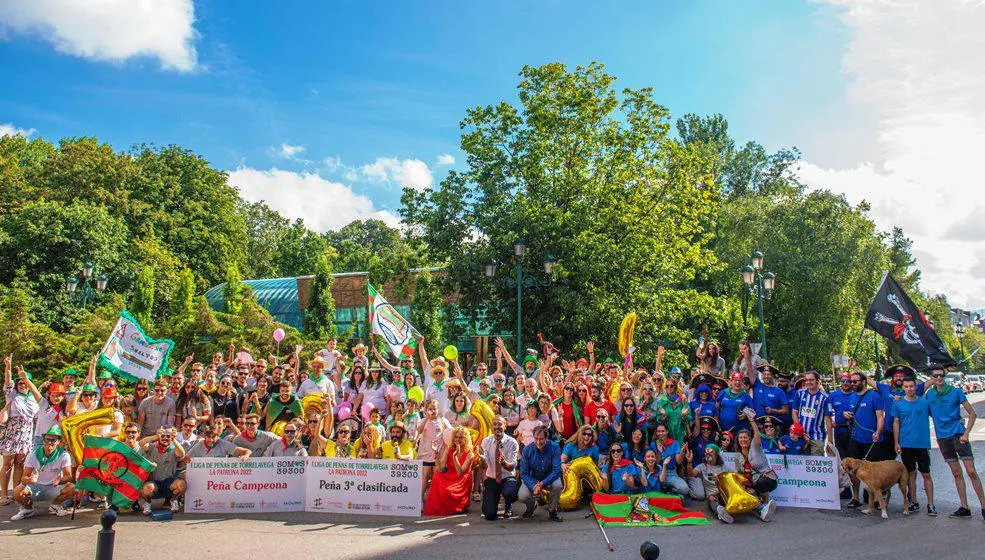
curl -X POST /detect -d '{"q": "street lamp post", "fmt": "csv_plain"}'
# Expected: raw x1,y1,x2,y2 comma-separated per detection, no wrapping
741,250,776,361
485,238,556,358
66,261,109,310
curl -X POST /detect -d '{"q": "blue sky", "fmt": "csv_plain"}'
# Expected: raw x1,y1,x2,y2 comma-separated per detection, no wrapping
2,1,984,306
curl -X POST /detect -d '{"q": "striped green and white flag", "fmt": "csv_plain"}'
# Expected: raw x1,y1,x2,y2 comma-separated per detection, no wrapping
75,436,157,509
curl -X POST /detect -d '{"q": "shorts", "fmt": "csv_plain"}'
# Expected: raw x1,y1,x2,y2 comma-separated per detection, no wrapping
25,483,67,503
845,439,870,460
900,448,931,474
422,461,436,467
149,476,179,499
938,435,974,463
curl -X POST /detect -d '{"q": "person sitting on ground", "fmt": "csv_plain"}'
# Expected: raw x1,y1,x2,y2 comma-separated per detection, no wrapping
686,443,731,523
9,426,73,520
732,409,777,522
138,427,186,515
518,425,563,522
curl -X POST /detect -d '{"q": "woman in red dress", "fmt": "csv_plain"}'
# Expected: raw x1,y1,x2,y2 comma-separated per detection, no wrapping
422,426,475,516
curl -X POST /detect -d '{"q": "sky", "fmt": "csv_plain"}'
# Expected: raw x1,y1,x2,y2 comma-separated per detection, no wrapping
1,0,983,307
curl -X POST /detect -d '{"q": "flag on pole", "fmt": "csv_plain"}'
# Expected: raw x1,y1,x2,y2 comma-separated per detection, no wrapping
591,492,710,527
864,273,956,371
98,309,175,382
368,283,420,360
75,435,157,509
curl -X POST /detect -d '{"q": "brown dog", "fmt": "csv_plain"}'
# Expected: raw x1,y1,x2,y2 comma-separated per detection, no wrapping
842,457,909,519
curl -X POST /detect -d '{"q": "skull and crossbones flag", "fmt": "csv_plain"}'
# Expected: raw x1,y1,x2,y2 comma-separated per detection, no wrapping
864,273,956,371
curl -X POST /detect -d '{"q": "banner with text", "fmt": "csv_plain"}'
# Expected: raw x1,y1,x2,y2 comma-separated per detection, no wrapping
722,453,839,510
98,309,174,382
305,457,423,516
184,456,306,514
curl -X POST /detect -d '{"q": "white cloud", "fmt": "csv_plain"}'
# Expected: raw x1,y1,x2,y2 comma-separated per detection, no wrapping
275,143,306,159
0,123,35,137
0,0,198,71
801,0,985,308
322,155,345,172
436,153,455,166
360,157,432,191
228,167,400,232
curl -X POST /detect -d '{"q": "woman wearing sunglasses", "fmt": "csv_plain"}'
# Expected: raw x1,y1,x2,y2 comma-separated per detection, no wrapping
561,425,600,474
604,445,639,494
1,359,42,507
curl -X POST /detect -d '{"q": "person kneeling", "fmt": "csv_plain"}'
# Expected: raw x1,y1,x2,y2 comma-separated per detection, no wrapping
138,428,186,515
10,427,73,520
517,426,563,521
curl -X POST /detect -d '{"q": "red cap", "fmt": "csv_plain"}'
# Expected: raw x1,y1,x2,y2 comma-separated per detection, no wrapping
101,386,118,399
47,382,66,396
575,358,589,368
729,372,745,381
839,372,852,381
789,423,805,436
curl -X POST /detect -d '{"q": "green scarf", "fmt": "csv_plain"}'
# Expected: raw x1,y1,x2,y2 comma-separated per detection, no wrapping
930,383,953,398
266,394,303,425
552,396,585,428
34,445,65,472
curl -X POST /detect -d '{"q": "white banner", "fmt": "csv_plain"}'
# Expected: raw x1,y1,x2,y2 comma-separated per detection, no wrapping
305,457,422,516
98,310,174,382
184,456,306,514
722,452,840,510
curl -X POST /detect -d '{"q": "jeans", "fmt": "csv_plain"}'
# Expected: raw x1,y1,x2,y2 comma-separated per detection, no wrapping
517,479,563,513
662,472,690,497
482,476,519,520
685,476,706,500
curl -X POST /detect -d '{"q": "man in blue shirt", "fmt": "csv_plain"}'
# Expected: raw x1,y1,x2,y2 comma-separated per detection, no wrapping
845,371,885,508
518,425,563,521
792,370,834,456
752,365,790,421
775,370,798,427
892,378,935,516
717,372,755,432
925,368,983,520
828,372,855,459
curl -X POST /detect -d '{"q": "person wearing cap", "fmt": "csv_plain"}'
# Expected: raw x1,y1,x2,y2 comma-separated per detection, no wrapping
67,382,101,416
138,427,187,514
1,359,42,507
137,380,177,437
60,368,79,398
686,416,720,497
686,443,730,522
298,355,337,404
93,385,124,439
757,415,783,454
263,420,308,457
752,365,790,423
892,376,935,515
381,422,415,460
495,336,541,381
779,423,808,455
9,426,73,520
32,381,66,451
791,370,834,456
717,371,755,433
829,371,856,460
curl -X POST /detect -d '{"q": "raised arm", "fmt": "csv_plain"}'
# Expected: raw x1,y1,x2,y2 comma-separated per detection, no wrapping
587,341,596,373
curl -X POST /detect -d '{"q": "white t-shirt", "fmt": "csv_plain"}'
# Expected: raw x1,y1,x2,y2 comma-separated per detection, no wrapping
175,431,200,447
359,381,389,412
315,349,343,372
516,418,544,446
417,417,451,462
25,448,71,486
425,382,451,414
92,408,125,437
298,375,336,398
34,400,62,438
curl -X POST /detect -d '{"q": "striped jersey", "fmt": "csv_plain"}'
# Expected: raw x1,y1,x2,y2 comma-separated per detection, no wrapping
793,388,832,440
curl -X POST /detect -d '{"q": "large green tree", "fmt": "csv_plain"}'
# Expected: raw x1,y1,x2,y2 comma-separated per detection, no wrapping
304,253,338,340
410,268,443,355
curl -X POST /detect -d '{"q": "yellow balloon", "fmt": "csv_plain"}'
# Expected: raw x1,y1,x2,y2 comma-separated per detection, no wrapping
469,399,494,447
559,455,605,510
301,394,324,419
60,407,116,463
270,421,287,437
717,472,760,515
607,381,621,404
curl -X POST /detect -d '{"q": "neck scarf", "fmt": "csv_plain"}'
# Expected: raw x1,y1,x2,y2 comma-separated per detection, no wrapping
309,371,324,382
35,444,65,471
156,441,175,454
240,431,257,442
266,394,303,425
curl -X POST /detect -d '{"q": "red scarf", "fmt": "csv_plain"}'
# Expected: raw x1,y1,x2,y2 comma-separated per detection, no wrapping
281,436,291,450
156,441,174,454
203,440,214,454
240,431,257,442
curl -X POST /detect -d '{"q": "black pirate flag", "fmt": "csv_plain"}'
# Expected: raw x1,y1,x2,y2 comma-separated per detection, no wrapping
864,273,956,371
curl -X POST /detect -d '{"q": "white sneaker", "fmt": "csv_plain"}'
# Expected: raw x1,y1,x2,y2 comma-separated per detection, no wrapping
140,499,152,515
758,499,776,522
716,504,734,524
48,503,72,517
170,500,182,513
11,507,35,521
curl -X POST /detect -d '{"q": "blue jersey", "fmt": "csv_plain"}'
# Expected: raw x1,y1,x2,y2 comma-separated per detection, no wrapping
561,442,600,464
762,436,782,454
690,400,717,420
609,461,640,494
925,386,968,439
794,388,831,440
850,390,885,443
717,390,754,432
892,396,931,449
828,389,855,434
752,380,789,418
875,383,898,434
779,435,806,455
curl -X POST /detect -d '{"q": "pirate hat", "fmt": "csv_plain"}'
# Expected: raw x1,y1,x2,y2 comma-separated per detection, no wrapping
755,414,782,429
711,376,727,389
690,373,716,389
776,370,795,380
794,376,809,391
697,416,720,432
885,364,916,380
756,363,782,376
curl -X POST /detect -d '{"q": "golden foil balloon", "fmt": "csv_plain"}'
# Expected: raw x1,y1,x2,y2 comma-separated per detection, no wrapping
607,381,621,404
301,394,325,419
717,472,759,515
559,455,605,510
469,399,494,446
270,421,287,437
61,407,115,463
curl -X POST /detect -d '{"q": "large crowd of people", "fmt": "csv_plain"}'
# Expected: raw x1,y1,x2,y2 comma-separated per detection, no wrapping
2,335,983,524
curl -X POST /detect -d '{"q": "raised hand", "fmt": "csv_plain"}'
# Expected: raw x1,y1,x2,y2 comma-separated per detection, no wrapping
586,341,595,354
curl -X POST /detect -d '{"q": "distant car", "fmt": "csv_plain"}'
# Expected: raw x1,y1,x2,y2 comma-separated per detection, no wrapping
966,375,983,393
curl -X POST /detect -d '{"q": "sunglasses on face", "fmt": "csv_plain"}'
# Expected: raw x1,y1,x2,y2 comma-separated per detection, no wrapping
577,389,587,394
43,437,60,444
596,414,606,419
82,393,98,398
565,388,575,392
624,404,635,408
337,430,351,435
153,389,166,394
610,449,623,454
620,388,631,392
284,430,297,435
931,374,945,378
244,422,258,426
183,424,196,428
308,420,319,425
583,431,594,436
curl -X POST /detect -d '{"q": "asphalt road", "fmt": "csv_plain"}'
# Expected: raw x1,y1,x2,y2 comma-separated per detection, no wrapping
3,393,985,560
